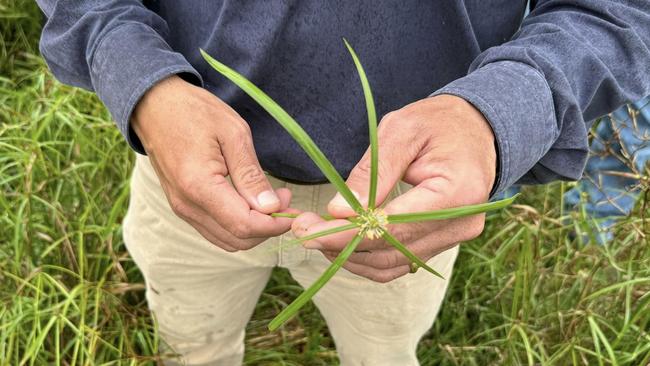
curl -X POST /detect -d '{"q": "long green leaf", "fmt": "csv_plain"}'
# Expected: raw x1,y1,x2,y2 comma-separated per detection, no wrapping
387,194,518,224
268,234,364,330
200,49,362,212
382,231,444,279
343,39,378,209
587,316,619,366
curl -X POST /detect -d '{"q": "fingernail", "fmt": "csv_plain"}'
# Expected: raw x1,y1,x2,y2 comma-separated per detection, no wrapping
329,191,360,208
303,240,324,250
257,190,280,208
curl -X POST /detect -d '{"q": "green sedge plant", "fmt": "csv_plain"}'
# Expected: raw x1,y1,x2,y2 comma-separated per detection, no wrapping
200,39,518,331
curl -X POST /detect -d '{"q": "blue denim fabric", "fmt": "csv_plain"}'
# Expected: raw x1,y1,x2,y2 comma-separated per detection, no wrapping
496,97,650,244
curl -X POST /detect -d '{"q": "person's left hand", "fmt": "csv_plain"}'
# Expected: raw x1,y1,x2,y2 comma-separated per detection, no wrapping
291,95,497,283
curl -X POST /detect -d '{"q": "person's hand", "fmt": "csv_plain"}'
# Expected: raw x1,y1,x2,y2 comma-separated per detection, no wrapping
292,95,496,282
132,75,296,252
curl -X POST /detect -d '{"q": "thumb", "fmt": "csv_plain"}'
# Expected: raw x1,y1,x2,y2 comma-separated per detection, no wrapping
328,127,417,217
220,124,281,214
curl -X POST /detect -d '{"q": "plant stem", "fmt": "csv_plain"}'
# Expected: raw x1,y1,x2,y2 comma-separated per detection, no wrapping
271,212,336,220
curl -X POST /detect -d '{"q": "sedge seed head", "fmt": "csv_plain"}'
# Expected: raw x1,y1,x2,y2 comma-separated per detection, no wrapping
357,208,388,240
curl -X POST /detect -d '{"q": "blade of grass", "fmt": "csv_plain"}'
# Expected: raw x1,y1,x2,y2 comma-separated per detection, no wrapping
583,277,650,301
588,316,606,366
512,324,536,366
382,231,444,279
343,39,378,209
387,194,518,224
588,316,619,366
269,234,364,331
271,212,335,221
200,49,362,212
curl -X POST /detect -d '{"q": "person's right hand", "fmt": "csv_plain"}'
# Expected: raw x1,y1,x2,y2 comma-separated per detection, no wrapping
131,75,296,252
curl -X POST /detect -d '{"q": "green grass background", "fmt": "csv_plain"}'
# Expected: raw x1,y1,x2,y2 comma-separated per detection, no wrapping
1,2,649,365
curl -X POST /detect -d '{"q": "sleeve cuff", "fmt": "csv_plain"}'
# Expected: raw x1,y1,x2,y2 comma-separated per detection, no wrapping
89,22,203,154
431,61,558,195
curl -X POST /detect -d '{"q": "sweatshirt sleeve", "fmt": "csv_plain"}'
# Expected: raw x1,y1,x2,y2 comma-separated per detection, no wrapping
432,0,650,195
36,0,203,153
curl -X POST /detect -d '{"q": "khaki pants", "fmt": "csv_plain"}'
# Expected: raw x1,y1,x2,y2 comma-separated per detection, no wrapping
123,154,459,366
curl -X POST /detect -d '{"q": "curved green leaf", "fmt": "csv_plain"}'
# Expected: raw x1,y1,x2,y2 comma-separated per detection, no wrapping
200,49,362,212
343,39,378,209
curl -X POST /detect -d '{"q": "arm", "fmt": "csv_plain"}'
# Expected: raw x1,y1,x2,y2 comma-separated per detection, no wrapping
295,0,650,282
38,1,296,250
37,0,201,152
433,0,650,194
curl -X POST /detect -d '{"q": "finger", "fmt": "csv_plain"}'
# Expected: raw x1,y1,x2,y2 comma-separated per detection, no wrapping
150,148,292,243
344,237,458,270
381,176,454,244
219,123,281,214
327,116,422,218
291,212,326,237
266,187,302,217
187,173,293,239
145,156,248,251
177,198,267,248
205,187,296,240
293,216,363,250
188,218,241,252
275,187,298,213
323,251,411,283
192,188,298,250
384,176,452,215
383,176,485,245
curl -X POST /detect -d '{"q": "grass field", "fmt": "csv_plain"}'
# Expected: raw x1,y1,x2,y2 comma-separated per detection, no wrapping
1,2,649,365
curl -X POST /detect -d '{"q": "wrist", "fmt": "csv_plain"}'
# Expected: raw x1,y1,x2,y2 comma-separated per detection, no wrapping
430,95,497,195
131,75,188,149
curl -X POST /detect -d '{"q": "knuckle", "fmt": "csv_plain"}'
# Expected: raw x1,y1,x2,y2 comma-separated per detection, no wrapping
229,222,252,239
391,225,416,244
463,217,485,241
352,156,391,182
168,196,191,218
206,237,233,251
466,191,486,206
355,158,372,176
375,253,398,269
381,111,400,126
176,176,200,198
236,163,266,189
472,218,486,238
229,241,247,250
230,238,256,250
351,152,391,184
229,121,252,139
240,240,258,250
375,159,391,181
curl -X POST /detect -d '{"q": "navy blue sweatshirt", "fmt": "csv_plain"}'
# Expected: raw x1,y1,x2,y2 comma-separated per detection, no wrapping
36,1,650,193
